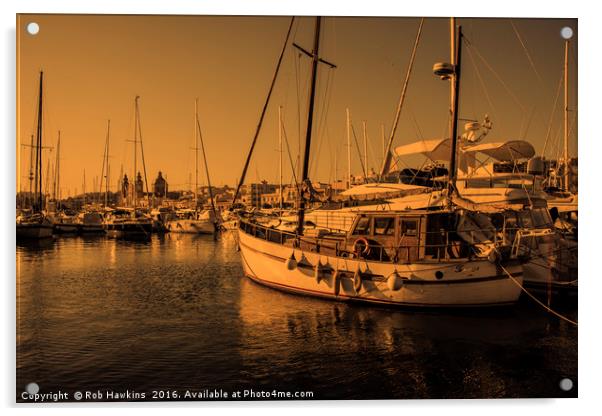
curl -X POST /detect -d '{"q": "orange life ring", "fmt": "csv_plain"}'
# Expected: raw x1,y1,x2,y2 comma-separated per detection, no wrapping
353,237,371,257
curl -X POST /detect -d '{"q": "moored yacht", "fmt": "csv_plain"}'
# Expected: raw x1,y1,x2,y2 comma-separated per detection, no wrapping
239,209,524,307
166,208,217,234
17,211,53,240
237,17,527,308
104,208,153,239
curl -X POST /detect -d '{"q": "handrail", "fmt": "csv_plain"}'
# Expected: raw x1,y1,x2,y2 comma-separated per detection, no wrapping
238,218,516,255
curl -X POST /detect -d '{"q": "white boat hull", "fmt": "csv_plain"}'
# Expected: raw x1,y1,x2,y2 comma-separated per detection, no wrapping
238,230,523,308
167,219,215,234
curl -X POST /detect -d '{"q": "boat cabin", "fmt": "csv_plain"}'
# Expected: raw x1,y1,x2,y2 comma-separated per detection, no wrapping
343,210,470,263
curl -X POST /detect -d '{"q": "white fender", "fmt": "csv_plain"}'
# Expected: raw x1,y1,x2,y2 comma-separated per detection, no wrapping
285,252,297,270
314,262,323,283
353,268,362,293
333,270,340,296
387,271,404,291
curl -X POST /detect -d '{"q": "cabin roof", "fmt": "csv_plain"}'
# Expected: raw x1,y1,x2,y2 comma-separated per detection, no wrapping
394,138,450,160
339,183,424,196
463,140,535,161
394,138,535,162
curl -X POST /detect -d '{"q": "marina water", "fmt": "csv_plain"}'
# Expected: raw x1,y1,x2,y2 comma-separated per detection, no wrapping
17,232,577,400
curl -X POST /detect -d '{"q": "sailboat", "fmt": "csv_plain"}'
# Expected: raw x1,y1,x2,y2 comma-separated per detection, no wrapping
167,99,219,234
50,130,80,234
543,35,578,238
79,120,111,234
237,18,524,307
270,21,577,301
104,97,153,239
17,71,53,240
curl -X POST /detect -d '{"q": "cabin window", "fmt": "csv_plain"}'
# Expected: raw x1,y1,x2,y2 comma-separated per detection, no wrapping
531,208,553,228
519,211,534,228
374,217,395,235
465,179,491,188
400,219,418,237
352,217,371,235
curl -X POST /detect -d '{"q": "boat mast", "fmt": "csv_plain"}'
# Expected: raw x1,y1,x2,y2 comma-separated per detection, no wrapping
133,97,138,209
278,105,283,211
447,20,463,200
563,38,569,191
334,148,338,185
34,71,44,213
195,98,199,210
297,16,322,235
105,120,110,208
83,169,86,207
231,17,295,206
54,130,60,202
28,134,34,207
363,120,368,180
346,108,351,189
195,101,219,226
137,97,151,207
44,161,50,211
381,123,385,168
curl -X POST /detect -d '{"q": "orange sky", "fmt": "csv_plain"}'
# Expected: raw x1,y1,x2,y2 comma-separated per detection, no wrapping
17,15,577,196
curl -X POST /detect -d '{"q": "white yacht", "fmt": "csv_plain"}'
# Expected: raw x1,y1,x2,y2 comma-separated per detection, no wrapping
166,209,217,234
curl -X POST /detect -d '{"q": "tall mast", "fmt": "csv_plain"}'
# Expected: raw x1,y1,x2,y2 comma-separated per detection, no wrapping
133,96,139,209
346,108,351,189
450,18,456,116
447,22,463,201
296,16,322,235
83,169,86,207
278,105,283,211
54,130,60,202
136,97,151,207
363,120,368,180
195,102,219,225
105,120,110,208
231,17,295,206
334,148,338,184
44,160,50,210
381,123,385,168
563,39,570,191
34,71,44,212
28,134,34,206
195,98,199,210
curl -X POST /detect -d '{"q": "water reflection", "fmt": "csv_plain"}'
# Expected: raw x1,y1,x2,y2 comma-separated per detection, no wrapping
16,233,576,400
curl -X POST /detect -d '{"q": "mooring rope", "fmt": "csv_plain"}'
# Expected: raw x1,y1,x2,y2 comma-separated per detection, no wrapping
498,262,577,326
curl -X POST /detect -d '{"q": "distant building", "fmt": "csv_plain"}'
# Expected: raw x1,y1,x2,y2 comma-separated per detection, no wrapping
135,172,144,198
122,174,129,199
153,171,168,198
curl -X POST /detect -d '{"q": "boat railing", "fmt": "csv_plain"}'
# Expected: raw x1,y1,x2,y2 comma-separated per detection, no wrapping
239,219,522,263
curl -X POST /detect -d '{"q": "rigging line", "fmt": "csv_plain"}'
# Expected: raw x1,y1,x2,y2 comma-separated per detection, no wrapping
541,70,564,157
281,120,300,187
407,107,424,141
521,105,536,139
509,19,546,88
379,17,425,179
196,115,218,223
292,18,302,173
350,123,368,178
309,69,330,177
136,100,151,198
465,44,498,119
310,67,335,177
294,51,302,175
231,16,296,206
463,36,526,112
